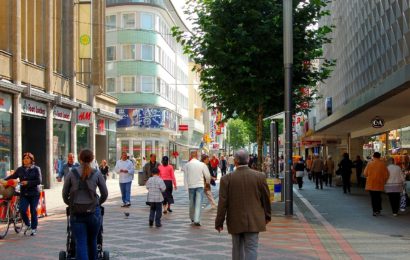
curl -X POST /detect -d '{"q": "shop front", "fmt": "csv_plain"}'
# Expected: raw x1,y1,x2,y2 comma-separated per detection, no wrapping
95,117,117,167
21,99,47,184
53,106,72,175
0,92,13,178
76,108,92,155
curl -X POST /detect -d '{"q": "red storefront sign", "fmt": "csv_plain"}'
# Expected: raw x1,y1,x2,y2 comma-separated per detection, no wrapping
178,124,188,131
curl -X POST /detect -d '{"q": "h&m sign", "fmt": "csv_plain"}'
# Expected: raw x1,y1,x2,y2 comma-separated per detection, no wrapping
77,109,92,125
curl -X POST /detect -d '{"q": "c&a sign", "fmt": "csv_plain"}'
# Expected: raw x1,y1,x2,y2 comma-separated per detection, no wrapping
77,108,92,125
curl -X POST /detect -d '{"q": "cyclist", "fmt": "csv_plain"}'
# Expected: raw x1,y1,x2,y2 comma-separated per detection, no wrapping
3,152,42,236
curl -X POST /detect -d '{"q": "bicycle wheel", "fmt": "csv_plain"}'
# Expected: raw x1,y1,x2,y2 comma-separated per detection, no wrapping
0,201,11,239
12,199,23,233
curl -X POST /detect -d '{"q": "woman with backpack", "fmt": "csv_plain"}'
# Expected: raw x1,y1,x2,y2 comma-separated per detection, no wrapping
62,149,108,260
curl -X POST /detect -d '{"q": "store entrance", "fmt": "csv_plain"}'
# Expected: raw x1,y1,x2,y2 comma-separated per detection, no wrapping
95,135,107,166
22,116,47,187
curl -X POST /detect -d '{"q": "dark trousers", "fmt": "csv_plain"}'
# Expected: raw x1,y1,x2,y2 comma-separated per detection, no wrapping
369,191,382,213
314,172,323,189
20,195,40,229
296,177,303,189
221,168,227,176
149,202,162,226
387,192,401,214
323,173,333,186
342,174,351,193
356,172,362,187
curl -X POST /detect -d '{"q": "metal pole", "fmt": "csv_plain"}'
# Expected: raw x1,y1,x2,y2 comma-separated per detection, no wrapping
270,121,279,178
283,0,293,216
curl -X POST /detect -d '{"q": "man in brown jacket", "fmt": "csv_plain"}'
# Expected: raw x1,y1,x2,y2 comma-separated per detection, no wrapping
215,149,271,260
364,152,389,216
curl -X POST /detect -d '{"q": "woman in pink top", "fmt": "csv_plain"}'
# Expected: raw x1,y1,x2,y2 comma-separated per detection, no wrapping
158,156,177,213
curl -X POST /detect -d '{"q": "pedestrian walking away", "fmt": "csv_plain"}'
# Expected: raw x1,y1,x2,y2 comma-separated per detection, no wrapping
183,150,211,226
3,152,42,236
338,153,354,194
158,156,177,214
354,155,364,188
201,154,217,208
228,154,235,173
324,155,335,187
62,149,108,260
364,152,389,216
293,157,305,189
215,149,271,260
57,153,80,182
311,154,324,190
385,158,405,216
146,168,166,227
114,152,135,207
99,159,109,181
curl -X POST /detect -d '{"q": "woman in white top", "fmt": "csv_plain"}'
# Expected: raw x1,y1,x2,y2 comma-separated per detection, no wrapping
385,158,405,216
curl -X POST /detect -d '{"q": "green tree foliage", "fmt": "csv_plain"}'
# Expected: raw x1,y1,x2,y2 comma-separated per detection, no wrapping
227,118,250,151
173,0,334,168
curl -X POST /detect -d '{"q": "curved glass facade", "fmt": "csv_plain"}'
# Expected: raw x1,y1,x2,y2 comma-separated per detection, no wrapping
106,0,165,8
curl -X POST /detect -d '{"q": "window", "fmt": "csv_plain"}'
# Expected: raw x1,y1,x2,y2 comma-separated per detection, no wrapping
106,78,116,92
122,13,135,29
141,13,153,30
122,76,136,92
122,44,135,60
106,46,116,61
106,15,116,30
141,76,154,93
141,44,154,61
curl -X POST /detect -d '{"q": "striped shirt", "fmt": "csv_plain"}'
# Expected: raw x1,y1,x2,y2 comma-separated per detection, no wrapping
146,175,166,203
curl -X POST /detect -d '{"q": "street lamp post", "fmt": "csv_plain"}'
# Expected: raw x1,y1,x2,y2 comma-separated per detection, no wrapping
283,0,293,216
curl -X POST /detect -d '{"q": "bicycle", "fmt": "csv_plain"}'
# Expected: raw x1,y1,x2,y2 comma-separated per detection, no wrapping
0,185,23,239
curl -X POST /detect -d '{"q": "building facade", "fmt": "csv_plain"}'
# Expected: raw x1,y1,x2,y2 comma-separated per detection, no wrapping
308,0,410,164
0,0,119,188
106,0,205,170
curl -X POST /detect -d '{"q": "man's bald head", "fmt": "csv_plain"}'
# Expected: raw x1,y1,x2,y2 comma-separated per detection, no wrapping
190,150,198,159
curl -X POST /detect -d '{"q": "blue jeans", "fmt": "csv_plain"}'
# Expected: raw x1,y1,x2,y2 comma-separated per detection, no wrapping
188,187,203,223
20,195,40,229
70,206,101,260
229,164,234,173
119,181,132,204
232,232,259,260
149,202,162,226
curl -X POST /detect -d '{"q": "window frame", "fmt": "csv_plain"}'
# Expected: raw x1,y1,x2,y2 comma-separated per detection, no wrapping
106,14,117,31
121,76,136,93
106,77,116,93
122,12,136,29
106,46,116,61
141,76,155,93
140,12,154,30
122,44,136,60
141,44,154,61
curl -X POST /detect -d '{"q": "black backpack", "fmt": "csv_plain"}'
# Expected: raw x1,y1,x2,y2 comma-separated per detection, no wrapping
69,168,98,215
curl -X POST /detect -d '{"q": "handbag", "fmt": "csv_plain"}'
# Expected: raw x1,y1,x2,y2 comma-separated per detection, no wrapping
335,167,342,176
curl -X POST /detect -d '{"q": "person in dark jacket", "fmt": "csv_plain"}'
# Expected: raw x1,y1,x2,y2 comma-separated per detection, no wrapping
57,153,80,182
4,152,42,236
62,149,108,260
338,153,354,194
99,159,109,180
353,155,364,188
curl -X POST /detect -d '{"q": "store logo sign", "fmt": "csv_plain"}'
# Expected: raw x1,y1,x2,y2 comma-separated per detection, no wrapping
0,93,12,113
77,109,92,124
371,116,384,128
54,107,72,121
21,99,46,117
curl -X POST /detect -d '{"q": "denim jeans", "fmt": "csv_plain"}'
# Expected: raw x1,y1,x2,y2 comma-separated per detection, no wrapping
20,195,40,229
149,202,162,226
70,206,101,260
188,187,203,223
232,232,259,260
119,181,132,204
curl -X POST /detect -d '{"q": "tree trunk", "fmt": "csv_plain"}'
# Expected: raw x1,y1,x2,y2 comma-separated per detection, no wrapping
257,104,264,171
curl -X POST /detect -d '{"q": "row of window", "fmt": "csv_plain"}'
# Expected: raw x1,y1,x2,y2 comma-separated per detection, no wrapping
106,44,185,80
106,76,188,109
106,11,177,51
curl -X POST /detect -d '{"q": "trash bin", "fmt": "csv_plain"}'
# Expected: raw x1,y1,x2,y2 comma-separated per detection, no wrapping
138,171,145,186
273,177,284,202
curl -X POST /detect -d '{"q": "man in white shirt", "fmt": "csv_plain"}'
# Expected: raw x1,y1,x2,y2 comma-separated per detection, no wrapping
114,152,135,207
183,150,211,226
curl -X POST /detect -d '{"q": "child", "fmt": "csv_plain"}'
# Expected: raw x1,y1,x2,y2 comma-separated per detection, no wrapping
146,167,166,227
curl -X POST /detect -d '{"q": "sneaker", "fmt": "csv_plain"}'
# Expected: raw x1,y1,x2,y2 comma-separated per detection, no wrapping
121,203,127,208
125,203,131,207
30,229,37,236
156,223,162,227
163,210,167,214
167,208,173,213
23,225,31,235
194,222,201,226
393,213,398,217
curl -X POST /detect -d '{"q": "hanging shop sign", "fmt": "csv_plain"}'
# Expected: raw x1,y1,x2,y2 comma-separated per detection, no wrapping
77,108,93,125
21,99,46,117
0,93,12,113
178,124,188,131
371,116,384,128
116,108,177,131
53,106,72,121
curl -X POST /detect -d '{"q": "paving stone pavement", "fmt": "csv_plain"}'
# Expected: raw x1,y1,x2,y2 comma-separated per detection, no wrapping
0,172,355,260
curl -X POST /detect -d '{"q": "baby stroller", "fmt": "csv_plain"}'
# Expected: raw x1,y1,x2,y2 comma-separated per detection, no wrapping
59,206,109,260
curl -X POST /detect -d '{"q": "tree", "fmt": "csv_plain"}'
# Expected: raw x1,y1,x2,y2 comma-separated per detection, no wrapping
227,118,250,151
173,0,334,169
